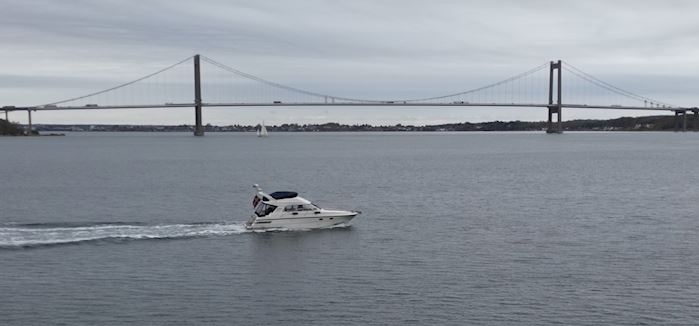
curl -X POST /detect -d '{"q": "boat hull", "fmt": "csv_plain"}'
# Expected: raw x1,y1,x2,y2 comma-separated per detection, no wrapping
246,213,357,231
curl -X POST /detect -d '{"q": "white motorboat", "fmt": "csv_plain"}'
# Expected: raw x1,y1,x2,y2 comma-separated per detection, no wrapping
246,184,360,230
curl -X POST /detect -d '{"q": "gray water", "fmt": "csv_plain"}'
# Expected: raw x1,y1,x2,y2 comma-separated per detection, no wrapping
1,132,698,325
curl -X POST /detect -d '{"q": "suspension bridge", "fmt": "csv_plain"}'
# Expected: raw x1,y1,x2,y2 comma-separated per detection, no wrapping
3,54,696,135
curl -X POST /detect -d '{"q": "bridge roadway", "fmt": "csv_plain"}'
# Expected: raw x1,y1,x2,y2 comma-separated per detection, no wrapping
4,102,690,111
4,102,697,135
4,102,698,135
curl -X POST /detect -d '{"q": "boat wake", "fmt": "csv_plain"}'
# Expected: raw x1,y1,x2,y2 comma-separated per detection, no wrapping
0,222,248,249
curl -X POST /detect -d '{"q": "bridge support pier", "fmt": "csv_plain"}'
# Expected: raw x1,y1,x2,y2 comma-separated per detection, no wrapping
194,106,203,136
27,110,33,135
547,106,562,134
674,110,687,132
546,60,563,134
193,54,204,136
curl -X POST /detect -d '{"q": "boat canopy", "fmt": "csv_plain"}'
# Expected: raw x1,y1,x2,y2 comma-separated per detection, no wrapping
269,191,298,200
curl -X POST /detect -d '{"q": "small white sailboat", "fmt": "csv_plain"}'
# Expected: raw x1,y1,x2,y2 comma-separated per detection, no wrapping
257,122,268,137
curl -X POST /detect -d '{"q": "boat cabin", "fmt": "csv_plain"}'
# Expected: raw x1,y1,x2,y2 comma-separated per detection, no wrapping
253,190,320,217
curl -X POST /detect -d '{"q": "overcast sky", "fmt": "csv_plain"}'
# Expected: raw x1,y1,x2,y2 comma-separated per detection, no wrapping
1,0,698,125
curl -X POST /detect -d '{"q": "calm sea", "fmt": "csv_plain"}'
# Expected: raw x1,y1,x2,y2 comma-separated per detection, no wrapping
1,132,698,325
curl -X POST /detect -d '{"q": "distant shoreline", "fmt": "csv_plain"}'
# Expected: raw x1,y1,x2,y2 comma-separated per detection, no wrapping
22,114,698,133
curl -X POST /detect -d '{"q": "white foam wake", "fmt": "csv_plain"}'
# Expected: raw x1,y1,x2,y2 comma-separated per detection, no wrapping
0,222,248,248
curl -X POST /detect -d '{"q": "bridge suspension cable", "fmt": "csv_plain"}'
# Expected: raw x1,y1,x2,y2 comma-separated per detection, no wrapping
562,61,675,108
201,55,551,105
30,54,679,111
38,56,194,107
200,55,378,103
399,63,549,103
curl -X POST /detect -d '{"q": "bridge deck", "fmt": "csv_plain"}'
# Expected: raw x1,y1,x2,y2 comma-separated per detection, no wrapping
5,103,688,111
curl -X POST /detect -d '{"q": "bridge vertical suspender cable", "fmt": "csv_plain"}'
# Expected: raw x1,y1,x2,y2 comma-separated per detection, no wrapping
18,54,687,135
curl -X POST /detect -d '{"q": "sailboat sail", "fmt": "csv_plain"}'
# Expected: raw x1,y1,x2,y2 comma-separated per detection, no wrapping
258,122,268,137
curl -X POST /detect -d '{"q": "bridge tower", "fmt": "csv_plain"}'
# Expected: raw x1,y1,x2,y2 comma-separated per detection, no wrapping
674,109,688,132
547,60,563,134
193,54,204,136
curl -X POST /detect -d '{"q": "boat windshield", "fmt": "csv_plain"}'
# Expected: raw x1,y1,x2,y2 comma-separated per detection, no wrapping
283,204,319,212
255,203,277,217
